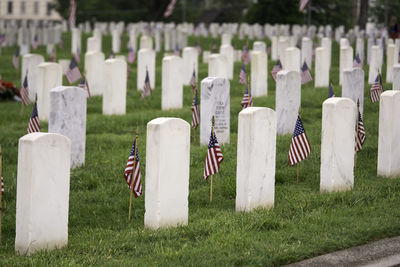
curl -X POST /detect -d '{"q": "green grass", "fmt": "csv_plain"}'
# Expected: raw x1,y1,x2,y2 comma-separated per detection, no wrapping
0,32,400,266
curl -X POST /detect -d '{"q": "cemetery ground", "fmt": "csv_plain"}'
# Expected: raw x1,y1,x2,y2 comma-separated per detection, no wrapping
1,33,400,266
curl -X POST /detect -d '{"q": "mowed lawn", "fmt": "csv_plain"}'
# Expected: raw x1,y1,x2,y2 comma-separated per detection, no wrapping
0,32,400,266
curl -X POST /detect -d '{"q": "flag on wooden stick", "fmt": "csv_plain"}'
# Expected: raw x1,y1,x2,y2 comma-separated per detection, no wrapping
239,63,247,85
370,73,383,103
203,121,224,179
127,47,136,63
271,60,282,82
142,69,152,99
241,85,253,110
355,109,366,152
66,57,82,84
164,0,177,18
27,102,40,133
78,76,91,98
190,69,197,92
124,138,142,198
328,81,335,98
353,53,362,68
191,89,200,129
301,61,312,85
20,73,30,106
288,116,311,166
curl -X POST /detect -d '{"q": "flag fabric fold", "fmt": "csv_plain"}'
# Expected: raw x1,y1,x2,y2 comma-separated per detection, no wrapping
191,90,200,129
27,102,40,133
66,57,82,84
355,111,366,152
239,63,247,85
288,116,311,166
241,86,253,110
21,73,30,106
164,0,177,18
370,73,383,103
301,61,313,85
123,139,142,198
271,60,282,82
328,82,335,98
142,70,152,99
203,130,224,179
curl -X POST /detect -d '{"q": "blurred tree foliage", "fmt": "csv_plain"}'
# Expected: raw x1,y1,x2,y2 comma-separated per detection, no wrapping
370,0,400,26
245,0,355,29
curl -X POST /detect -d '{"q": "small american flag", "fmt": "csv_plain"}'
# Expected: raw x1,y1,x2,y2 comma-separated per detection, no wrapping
353,53,362,68
190,69,197,92
355,110,366,152
164,0,177,17
203,129,224,179
1,176,4,195
66,57,82,84
127,47,136,63
78,76,91,97
74,48,80,63
288,116,311,166
12,48,19,70
239,63,247,85
69,0,76,29
328,81,335,98
196,42,202,55
299,0,310,11
174,45,180,56
301,61,313,85
27,102,40,133
142,69,152,99
271,60,282,82
124,138,142,198
241,45,251,65
49,48,56,62
370,73,383,103
21,73,30,106
191,90,200,129
241,86,253,110
33,34,39,50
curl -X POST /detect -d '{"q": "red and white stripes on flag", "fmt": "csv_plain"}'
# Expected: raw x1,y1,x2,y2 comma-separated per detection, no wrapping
301,62,313,85
164,0,177,18
21,73,30,106
66,57,82,84
241,86,253,110
128,47,136,63
239,63,247,85
69,0,76,30
191,90,200,129
299,0,310,11
203,130,224,179
355,111,366,152
27,102,40,133
370,73,383,103
288,116,311,166
1,176,4,195
124,139,142,198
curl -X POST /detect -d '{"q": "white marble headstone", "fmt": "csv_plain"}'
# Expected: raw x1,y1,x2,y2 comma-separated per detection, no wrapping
200,77,230,145
315,47,329,87
182,47,198,85
342,68,365,115
250,50,267,97
208,54,228,79
49,86,87,168
162,56,183,110
393,64,400,90
84,51,105,96
137,49,156,90
103,59,127,115
21,53,44,102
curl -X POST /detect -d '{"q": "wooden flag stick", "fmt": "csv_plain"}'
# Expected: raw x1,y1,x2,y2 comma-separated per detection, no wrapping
128,128,139,221
0,144,2,245
210,116,215,202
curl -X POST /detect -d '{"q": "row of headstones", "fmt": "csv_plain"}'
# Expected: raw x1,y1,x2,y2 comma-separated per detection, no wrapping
14,88,400,255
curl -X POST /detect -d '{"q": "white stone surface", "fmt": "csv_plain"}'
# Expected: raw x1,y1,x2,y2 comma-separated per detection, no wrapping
377,91,400,177
253,41,266,52
368,46,383,84
342,68,365,115
220,45,234,80
58,59,70,75
221,33,231,45
139,35,153,50
49,86,87,168
202,50,210,63
339,46,353,85
111,29,121,53
301,37,313,69
71,28,81,54
315,47,330,87
278,37,289,69
145,118,190,229
321,37,332,69
21,53,44,102
236,107,276,212
200,77,230,145
37,63,63,122
15,133,71,255
84,51,105,96
356,38,365,63
386,44,396,83
103,59,127,115
276,70,301,135
86,37,101,53
320,97,356,193
250,50,267,97
162,56,183,110
137,49,156,90
182,47,198,85
271,35,278,60
285,47,301,72
208,54,228,79
394,64,400,90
